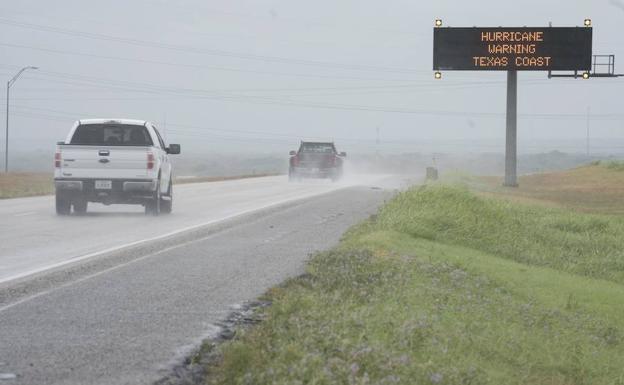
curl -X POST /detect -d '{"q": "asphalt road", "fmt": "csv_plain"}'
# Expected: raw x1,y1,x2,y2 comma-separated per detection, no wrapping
0,175,412,385
0,175,387,284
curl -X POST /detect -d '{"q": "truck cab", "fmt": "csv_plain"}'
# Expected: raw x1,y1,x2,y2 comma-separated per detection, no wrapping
54,119,181,216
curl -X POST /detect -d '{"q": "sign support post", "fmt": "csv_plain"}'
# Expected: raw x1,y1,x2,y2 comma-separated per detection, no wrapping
504,70,518,187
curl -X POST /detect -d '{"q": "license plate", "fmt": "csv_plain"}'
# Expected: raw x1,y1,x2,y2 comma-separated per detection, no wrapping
95,180,112,190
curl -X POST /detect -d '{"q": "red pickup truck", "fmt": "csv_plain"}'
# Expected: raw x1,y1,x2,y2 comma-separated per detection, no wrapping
289,142,346,182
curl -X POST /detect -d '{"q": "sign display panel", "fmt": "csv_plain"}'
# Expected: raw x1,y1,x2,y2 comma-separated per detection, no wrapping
433,27,592,71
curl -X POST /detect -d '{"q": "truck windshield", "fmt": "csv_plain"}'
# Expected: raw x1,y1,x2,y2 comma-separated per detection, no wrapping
70,124,154,146
300,143,334,153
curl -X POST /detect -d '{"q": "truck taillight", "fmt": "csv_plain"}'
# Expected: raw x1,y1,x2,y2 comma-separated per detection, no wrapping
55,152,61,168
147,152,155,170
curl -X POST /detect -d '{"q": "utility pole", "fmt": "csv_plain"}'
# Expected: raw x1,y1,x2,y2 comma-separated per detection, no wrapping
375,127,380,155
5,82,8,173
504,70,518,187
5,66,39,173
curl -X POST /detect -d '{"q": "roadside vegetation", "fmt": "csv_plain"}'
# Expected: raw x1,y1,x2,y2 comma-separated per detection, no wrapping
602,160,624,172
201,164,624,385
0,173,280,199
462,162,624,215
0,173,54,199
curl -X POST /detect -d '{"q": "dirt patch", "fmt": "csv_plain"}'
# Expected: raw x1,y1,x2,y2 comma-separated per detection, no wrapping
474,165,624,215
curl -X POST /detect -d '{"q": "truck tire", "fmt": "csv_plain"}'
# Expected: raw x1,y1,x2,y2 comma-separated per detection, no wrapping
331,169,343,183
288,168,294,182
56,192,71,216
160,181,173,214
145,181,161,216
73,198,88,215
289,168,302,182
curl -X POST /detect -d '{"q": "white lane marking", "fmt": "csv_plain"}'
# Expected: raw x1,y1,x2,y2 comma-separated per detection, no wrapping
0,232,218,314
13,212,36,217
0,183,356,286
0,176,375,313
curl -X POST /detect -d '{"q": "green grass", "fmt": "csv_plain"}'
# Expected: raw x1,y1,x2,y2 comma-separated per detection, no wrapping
374,185,624,284
603,161,624,172
202,184,624,385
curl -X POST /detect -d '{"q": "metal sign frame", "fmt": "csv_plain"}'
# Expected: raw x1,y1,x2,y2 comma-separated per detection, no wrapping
548,55,623,78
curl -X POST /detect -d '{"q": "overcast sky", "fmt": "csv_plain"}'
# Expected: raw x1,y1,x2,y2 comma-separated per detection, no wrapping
1,0,623,156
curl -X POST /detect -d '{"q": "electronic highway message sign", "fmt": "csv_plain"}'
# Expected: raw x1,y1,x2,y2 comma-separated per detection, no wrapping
433,27,593,71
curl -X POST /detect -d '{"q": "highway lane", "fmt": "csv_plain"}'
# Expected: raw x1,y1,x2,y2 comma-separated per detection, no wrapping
0,177,410,385
0,175,388,284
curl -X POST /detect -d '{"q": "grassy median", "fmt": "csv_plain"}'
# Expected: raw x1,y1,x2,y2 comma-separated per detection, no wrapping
0,173,279,199
465,161,624,215
0,173,54,199
202,165,624,385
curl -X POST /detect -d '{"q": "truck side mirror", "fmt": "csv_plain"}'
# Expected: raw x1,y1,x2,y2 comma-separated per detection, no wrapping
167,144,181,155
340,152,347,157
289,150,297,156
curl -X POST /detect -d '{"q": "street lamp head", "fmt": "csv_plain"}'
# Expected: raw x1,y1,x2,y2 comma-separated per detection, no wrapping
9,66,39,86
5,64,40,172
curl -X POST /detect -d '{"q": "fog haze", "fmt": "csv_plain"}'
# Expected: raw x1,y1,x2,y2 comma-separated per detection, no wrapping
1,0,623,161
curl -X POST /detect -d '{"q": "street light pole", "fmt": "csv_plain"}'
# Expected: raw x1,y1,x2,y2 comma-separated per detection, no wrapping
5,82,8,173
4,66,38,173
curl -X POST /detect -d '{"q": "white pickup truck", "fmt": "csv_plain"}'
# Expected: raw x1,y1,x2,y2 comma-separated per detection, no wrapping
54,119,181,216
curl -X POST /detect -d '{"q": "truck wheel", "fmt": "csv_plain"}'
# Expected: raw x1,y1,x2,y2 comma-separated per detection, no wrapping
73,198,88,215
145,182,161,216
160,181,173,214
288,169,295,182
331,169,343,183
56,192,71,216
